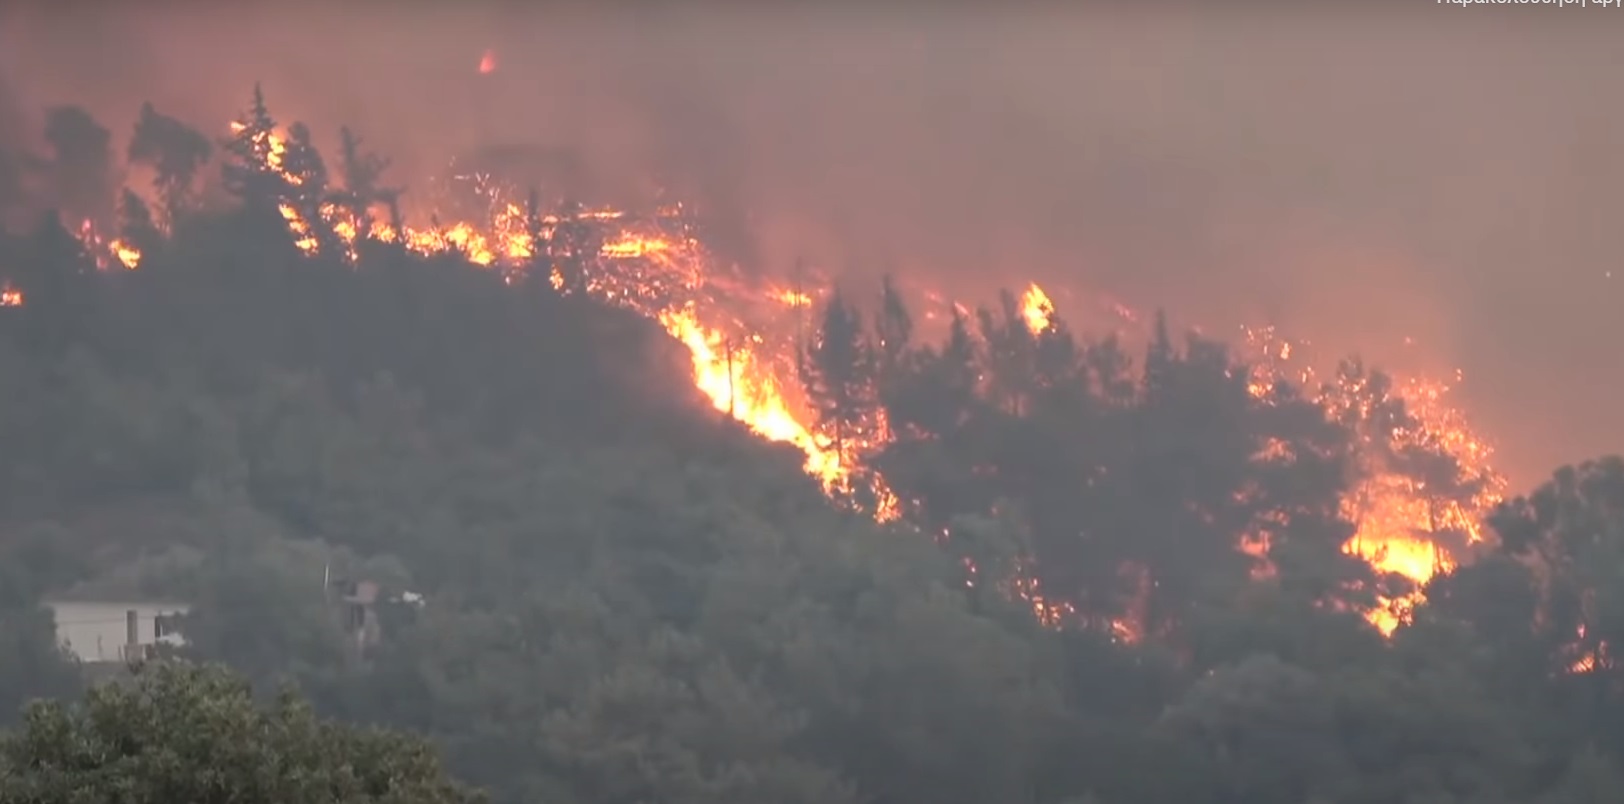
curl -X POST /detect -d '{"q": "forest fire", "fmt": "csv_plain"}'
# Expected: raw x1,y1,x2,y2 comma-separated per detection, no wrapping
1241,326,1505,631
54,103,1507,638
1020,283,1055,333
111,240,140,269
1013,292,1503,632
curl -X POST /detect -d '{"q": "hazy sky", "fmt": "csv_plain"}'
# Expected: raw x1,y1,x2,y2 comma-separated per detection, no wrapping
1,5,1619,488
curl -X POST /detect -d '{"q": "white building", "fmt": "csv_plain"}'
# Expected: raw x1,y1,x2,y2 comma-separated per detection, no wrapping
44,600,189,664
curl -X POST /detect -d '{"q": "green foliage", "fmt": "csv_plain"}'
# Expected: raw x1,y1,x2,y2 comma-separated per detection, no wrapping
0,579,81,727
1,86,1623,804
0,662,482,804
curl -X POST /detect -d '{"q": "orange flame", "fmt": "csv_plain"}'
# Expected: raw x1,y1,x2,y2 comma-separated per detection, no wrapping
1243,325,1505,634
110,240,141,269
1020,283,1055,333
660,306,841,482
173,121,1506,637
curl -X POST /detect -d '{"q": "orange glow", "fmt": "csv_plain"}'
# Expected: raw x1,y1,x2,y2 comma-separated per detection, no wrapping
478,49,498,75
73,219,144,271
126,117,1505,637
660,305,841,482
110,239,141,269
0,284,20,307
1020,282,1055,333
1244,326,1505,634
769,288,813,307
227,121,290,178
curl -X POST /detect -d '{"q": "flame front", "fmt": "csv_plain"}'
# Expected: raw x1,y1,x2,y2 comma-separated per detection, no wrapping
63,114,1505,639
1241,325,1504,633
659,306,841,482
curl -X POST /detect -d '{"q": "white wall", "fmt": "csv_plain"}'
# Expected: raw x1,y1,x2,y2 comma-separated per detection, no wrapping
45,601,189,664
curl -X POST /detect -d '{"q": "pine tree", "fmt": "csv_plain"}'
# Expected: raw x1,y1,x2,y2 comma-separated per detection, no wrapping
9,212,97,348
521,187,551,288
549,199,598,295
279,122,341,257
1085,335,1136,406
221,83,286,208
128,102,212,224
280,123,327,200
874,273,912,368
334,126,399,237
802,290,877,458
384,195,405,239
1143,308,1176,402
42,105,116,229
1032,314,1083,402
116,189,162,265
978,289,1039,417
883,305,978,443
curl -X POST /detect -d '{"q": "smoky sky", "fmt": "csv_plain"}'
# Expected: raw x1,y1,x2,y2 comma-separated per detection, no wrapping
1,4,1619,488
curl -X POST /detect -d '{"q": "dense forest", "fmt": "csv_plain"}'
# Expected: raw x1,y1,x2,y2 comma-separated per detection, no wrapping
2,87,1624,804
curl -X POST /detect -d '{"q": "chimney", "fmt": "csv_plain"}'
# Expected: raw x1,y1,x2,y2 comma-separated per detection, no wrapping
125,609,139,649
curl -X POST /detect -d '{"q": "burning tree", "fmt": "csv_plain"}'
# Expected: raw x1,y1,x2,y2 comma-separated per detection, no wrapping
221,84,288,209
332,126,400,236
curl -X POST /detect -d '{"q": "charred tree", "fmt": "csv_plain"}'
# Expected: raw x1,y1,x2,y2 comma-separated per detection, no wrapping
128,102,212,224
548,199,599,296
42,106,117,231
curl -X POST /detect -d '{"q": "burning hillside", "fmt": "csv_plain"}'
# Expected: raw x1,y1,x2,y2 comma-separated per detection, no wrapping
26,87,1508,638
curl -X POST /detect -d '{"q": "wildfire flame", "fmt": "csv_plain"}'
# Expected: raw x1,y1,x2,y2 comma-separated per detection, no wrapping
1005,295,1503,635
1020,283,1055,333
1240,325,1505,633
659,306,841,483
52,112,1505,640
111,240,141,269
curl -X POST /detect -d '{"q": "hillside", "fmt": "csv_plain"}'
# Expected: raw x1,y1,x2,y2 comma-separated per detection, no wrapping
1,89,1623,804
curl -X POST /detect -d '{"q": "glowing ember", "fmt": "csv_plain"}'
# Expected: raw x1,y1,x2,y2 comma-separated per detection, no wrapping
769,288,813,308
1243,325,1505,633
258,112,1506,633
77,115,1505,638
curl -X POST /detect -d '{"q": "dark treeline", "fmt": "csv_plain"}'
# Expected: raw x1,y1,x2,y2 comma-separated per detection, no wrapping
1,88,1622,804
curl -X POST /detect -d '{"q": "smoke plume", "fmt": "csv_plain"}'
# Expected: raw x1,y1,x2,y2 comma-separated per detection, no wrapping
1,4,1618,486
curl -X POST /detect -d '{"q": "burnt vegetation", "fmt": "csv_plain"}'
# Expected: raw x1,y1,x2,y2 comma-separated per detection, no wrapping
0,88,1622,804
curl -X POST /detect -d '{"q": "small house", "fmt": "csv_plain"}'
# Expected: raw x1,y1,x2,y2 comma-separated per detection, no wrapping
44,600,188,664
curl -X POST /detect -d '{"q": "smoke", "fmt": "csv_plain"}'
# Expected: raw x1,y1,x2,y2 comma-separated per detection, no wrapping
1,4,1619,487
0,67,25,146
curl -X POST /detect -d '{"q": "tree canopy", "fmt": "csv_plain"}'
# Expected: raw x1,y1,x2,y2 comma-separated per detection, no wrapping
0,87,1620,804
0,661,482,804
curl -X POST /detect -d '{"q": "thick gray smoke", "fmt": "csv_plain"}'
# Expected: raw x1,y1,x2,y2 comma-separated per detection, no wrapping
1,5,1618,487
